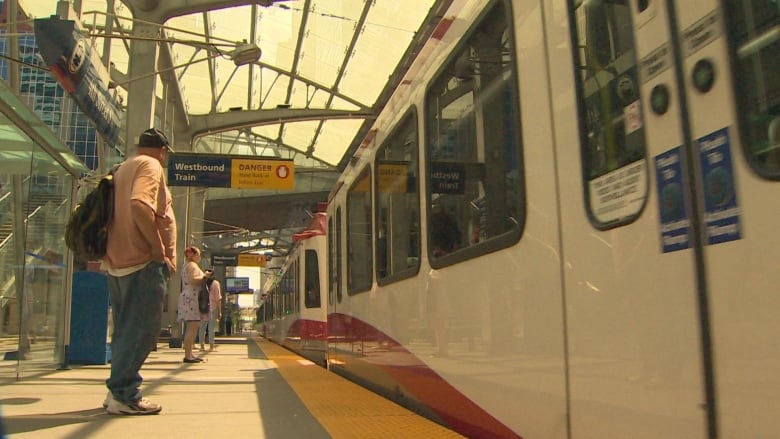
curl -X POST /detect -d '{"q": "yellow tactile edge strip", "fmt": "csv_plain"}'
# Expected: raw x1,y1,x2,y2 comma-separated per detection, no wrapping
253,337,465,439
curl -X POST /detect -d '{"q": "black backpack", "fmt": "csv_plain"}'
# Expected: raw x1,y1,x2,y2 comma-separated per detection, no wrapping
65,167,118,261
198,277,212,314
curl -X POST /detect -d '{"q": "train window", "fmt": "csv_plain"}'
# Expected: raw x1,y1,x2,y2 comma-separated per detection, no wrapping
294,260,300,313
724,0,780,179
328,216,335,306
424,0,524,268
282,259,297,315
374,110,421,283
334,208,343,303
305,249,321,308
570,0,649,229
346,168,373,294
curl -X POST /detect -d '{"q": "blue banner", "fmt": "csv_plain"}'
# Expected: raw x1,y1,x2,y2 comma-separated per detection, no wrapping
34,17,123,148
698,127,741,245
654,147,691,253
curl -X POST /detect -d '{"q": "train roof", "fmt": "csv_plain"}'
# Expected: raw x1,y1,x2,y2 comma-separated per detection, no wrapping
292,212,327,242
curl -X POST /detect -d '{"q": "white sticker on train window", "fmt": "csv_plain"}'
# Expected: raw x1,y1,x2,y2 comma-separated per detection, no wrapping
590,159,647,223
625,101,643,134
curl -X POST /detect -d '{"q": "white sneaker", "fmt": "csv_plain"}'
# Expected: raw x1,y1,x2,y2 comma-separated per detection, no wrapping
102,391,113,408
106,397,162,415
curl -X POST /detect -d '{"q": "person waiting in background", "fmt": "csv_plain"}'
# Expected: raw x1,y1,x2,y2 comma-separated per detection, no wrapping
224,311,233,336
198,269,222,351
178,246,205,363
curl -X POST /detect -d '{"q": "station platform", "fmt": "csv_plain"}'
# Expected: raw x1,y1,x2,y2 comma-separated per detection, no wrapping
0,335,464,438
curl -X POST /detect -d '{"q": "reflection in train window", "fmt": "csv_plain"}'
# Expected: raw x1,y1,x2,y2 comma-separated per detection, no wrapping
332,208,343,303
280,259,298,315
725,0,780,179
328,216,335,305
570,0,648,228
304,249,321,308
374,111,421,283
424,0,524,268
346,168,373,294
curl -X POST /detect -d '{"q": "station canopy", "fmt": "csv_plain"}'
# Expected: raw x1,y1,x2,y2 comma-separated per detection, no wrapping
21,0,447,258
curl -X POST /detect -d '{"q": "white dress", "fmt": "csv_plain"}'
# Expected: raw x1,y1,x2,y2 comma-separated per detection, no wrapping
177,261,204,322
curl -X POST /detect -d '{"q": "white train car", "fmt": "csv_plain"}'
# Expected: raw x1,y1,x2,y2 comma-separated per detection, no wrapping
325,0,780,437
261,212,329,367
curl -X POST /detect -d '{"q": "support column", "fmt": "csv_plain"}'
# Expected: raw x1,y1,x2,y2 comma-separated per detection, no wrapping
123,22,160,156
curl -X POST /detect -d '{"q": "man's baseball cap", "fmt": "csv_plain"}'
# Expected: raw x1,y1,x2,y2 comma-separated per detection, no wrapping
138,128,174,152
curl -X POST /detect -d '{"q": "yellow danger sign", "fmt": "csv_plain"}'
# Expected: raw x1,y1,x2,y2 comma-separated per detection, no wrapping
237,253,266,267
231,159,295,190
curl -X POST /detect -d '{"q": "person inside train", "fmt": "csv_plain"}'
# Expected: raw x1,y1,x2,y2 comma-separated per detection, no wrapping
430,205,461,258
377,224,388,277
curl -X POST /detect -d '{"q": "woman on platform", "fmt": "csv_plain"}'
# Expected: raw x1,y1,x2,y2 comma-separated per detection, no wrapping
178,246,206,363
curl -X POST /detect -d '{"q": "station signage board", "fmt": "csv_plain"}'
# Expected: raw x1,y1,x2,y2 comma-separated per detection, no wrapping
225,277,250,293
168,153,294,190
211,254,238,266
237,253,266,267
211,253,267,267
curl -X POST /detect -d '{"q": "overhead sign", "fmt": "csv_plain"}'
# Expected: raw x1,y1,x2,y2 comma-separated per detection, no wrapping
226,277,250,293
211,253,267,267
237,253,266,267
211,254,238,266
168,153,294,189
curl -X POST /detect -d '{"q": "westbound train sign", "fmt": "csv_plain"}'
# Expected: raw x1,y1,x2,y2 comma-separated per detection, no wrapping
168,153,295,189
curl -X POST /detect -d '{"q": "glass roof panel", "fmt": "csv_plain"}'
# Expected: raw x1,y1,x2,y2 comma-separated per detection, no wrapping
339,2,432,103
295,0,364,88
282,120,319,151
316,119,367,165
251,124,282,144
19,0,442,255
256,5,297,73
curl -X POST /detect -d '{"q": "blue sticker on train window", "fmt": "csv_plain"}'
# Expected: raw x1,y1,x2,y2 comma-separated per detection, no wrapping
698,127,741,245
655,147,691,253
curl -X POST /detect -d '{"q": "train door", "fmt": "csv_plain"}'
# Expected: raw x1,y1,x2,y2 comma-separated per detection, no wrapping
551,0,779,437
326,204,343,366
656,1,779,437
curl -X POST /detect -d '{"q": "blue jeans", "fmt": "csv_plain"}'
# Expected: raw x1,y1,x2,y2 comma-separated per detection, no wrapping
106,261,168,403
198,312,218,346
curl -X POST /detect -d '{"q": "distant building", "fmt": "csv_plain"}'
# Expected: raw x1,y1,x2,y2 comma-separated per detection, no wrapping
0,1,123,171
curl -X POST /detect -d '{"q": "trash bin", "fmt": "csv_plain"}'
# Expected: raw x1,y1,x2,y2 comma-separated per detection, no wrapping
69,271,111,364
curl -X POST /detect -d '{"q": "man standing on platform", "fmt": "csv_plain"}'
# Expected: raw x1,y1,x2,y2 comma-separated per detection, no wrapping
102,128,176,415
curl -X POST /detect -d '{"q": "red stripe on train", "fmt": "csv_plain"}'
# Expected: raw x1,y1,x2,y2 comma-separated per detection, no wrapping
328,313,522,439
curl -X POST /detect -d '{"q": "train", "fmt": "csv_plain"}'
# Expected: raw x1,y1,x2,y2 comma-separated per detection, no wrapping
261,211,329,368
260,0,780,438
